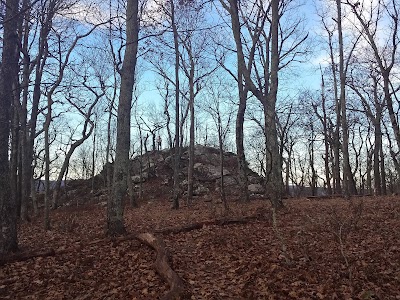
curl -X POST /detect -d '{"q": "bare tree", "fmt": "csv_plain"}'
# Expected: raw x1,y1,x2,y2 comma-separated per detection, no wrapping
51,76,105,208
312,72,333,195
17,0,59,222
107,0,140,235
348,61,386,195
345,0,400,178
219,0,307,208
336,0,358,197
203,78,234,209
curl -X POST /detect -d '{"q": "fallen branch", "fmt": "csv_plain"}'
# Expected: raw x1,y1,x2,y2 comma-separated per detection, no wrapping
0,248,55,267
137,232,187,300
155,215,267,235
0,214,268,266
306,194,372,200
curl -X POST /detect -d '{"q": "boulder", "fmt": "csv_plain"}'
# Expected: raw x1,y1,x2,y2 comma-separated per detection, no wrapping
194,163,230,180
248,183,265,194
248,176,262,184
222,175,237,186
131,173,148,183
193,185,210,196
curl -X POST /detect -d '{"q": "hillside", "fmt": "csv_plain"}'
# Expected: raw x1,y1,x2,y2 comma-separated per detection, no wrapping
1,196,399,299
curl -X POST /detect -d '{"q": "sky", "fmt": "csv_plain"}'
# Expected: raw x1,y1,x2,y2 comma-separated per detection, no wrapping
36,0,400,179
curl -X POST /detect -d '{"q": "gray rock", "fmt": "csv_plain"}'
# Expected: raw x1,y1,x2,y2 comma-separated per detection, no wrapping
194,163,230,180
216,175,237,187
193,185,210,195
248,176,262,184
248,183,265,194
131,175,146,183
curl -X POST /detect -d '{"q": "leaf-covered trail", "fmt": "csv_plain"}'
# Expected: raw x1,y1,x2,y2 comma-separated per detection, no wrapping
1,196,399,299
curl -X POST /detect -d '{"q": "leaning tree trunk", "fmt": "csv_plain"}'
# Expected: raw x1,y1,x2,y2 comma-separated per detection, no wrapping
107,0,139,235
52,127,94,208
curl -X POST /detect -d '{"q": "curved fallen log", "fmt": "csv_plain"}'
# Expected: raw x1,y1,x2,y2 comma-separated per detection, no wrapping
136,232,187,300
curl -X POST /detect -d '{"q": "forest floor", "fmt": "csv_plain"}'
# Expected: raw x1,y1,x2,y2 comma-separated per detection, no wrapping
1,195,400,299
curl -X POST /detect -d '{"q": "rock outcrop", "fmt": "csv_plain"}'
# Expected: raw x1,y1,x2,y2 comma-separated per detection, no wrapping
123,145,263,199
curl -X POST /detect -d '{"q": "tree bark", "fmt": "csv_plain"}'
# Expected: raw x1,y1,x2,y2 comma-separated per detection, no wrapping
0,0,21,254
326,28,342,195
107,0,139,235
320,74,332,195
19,0,31,221
337,0,355,198
21,0,56,222
264,0,283,209
187,58,195,205
171,0,181,210
236,72,249,202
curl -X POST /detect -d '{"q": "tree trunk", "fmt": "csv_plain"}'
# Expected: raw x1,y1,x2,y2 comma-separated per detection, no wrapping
222,0,283,207
107,0,139,235
337,0,351,197
43,93,53,230
346,1,400,179
52,128,94,208
265,0,283,209
91,120,96,192
218,116,228,211
187,61,195,206
52,94,98,208
379,141,386,195
171,0,180,210
236,72,249,201
19,2,31,221
328,30,342,195
31,176,38,216
0,0,21,254
11,99,20,219
373,120,382,195
309,122,317,196
321,75,332,195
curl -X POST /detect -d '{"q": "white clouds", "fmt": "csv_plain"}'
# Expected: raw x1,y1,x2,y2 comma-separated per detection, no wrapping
58,0,110,25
